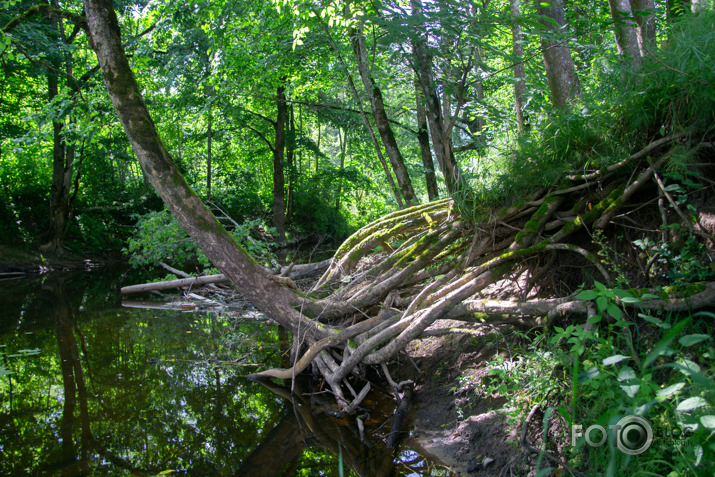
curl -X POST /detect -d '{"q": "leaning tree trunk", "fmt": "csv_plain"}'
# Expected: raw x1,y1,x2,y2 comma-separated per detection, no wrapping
349,21,419,207
82,0,317,337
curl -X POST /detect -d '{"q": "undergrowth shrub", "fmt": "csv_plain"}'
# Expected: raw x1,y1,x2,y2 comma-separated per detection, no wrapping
124,208,275,272
473,285,714,476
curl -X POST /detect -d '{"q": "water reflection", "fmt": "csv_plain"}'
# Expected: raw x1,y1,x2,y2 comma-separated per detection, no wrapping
0,270,451,476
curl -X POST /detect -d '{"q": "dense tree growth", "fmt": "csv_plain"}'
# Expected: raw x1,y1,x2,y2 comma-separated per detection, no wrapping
2,0,714,474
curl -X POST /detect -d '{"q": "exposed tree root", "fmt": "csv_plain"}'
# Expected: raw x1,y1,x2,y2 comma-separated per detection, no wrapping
249,135,714,415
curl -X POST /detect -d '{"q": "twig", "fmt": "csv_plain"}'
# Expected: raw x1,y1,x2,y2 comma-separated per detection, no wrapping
652,170,715,248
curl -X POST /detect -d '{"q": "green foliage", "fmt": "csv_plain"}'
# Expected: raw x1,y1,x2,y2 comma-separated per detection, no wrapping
470,285,715,476
124,208,276,271
622,11,715,142
468,10,715,210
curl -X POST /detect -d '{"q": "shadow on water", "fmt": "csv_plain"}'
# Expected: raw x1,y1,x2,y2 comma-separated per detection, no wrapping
0,269,451,476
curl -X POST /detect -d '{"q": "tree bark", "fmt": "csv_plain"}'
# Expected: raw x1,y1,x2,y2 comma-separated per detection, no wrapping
82,0,321,337
273,85,288,246
336,128,347,210
414,76,439,201
206,99,212,201
630,0,656,58
535,0,581,110
608,0,642,64
286,104,295,220
510,0,528,132
349,22,418,207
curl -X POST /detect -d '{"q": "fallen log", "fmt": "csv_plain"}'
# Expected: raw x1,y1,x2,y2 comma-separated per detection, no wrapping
121,274,227,294
120,259,332,294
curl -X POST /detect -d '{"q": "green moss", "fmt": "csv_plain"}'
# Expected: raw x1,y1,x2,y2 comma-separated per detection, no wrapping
583,187,624,224
515,196,558,244
560,215,583,236
661,282,706,299
471,312,490,322
348,249,363,263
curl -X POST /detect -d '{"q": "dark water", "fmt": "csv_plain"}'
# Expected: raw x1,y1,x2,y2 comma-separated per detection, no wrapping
0,268,450,476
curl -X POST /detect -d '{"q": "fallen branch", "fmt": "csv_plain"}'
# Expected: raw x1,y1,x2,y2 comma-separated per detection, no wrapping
120,259,332,294
120,273,227,294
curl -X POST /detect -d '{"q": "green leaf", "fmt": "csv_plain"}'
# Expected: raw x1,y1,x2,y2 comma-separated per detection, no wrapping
657,383,685,398
596,295,608,313
678,334,710,347
578,367,600,383
643,318,690,368
620,384,640,398
587,314,602,324
619,296,641,304
617,366,636,381
639,313,666,328
594,281,607,292
576,290,598,300
676,397,707,412
641,293,660,299
612,288,634,298
676,359,701,375
700,415,715,429
606,302,623,320
664,183,685,193
603,354,630,366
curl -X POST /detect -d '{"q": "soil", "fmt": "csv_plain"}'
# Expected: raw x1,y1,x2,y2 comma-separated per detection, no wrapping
398,320,566,476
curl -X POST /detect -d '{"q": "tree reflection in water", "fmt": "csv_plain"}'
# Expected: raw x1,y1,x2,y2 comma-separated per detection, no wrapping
0,271,450,476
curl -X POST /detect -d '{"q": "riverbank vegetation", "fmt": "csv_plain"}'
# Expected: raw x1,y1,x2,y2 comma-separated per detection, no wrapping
2,0,714,475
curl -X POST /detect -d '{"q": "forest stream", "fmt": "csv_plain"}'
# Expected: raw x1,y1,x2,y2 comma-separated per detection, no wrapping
0,268,454,476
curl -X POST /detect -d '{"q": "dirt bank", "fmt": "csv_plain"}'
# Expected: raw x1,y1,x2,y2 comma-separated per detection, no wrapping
401,322,564,476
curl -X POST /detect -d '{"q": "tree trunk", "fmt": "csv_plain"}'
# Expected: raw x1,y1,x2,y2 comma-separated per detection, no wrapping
206,103,212,201
286,104,295,221
273,85,288,246
414,77,439,201
336,128,347,210
349,22,419,207
510,0,528,132
410,0,469,200
320,17,405,208
608,0,642,65
630,0,656,58
82,0,318,337
535,0,581,110
42,13,75,254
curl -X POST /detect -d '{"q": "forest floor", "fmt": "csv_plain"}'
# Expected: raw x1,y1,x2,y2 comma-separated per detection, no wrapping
401,325,529,476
